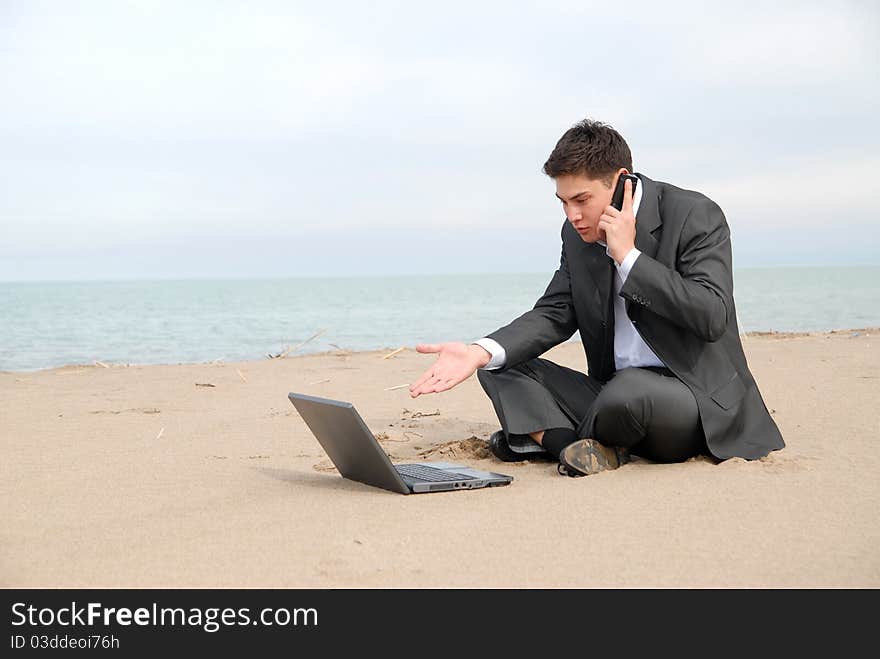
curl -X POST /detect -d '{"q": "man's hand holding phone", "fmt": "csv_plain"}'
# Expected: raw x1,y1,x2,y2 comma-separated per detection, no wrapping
599,175,637,265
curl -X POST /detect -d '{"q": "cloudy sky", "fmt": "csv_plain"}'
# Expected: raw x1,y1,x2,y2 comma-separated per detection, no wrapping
1,0,878,281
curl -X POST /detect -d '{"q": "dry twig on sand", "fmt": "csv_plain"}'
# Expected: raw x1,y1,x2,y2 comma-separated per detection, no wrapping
384,383,410,391
382,347,405,360
94,360,109,368
291,329,328,354
236,369,247,383
268,329,328,359
376,432,411,443
411,410,440,418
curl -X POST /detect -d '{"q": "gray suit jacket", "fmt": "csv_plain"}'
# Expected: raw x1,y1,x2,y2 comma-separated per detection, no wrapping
486,173,784,460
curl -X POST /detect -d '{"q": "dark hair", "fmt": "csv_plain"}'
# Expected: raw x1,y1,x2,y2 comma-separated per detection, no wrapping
542,119,633,186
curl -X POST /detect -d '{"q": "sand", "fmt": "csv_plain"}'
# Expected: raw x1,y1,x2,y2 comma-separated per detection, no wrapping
2,329,878,587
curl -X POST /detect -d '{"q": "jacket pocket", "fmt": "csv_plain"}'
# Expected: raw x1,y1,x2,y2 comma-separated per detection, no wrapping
710,372,746,410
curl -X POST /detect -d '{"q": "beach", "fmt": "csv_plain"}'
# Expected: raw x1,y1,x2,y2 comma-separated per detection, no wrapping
3,329,878,588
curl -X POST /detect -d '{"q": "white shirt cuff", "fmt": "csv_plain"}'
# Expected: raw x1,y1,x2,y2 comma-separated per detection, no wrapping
473,338,506,370
615,247,641,283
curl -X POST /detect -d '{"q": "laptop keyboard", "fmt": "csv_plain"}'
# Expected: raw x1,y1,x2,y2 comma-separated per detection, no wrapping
395,464,476,482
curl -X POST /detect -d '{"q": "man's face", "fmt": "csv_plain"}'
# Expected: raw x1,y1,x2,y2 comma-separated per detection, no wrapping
554,170,624,243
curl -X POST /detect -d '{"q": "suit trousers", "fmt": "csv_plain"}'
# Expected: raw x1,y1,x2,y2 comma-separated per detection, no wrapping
477,358,709,463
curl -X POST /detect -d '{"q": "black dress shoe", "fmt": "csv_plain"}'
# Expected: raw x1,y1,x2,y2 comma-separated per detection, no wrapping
488,430,549,462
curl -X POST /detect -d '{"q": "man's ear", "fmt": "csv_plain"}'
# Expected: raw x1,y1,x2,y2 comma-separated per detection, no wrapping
609,168,628,188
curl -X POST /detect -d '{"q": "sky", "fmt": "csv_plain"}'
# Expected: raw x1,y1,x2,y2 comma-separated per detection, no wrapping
1,0,878,281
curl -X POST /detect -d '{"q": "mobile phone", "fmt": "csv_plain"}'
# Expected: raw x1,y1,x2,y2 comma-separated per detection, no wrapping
611,173,639,211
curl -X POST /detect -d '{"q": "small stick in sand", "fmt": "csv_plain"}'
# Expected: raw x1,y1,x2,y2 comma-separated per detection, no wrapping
412,410,441,418
384,384,410,391
267,345,291,359
155,427,165,440
236,369,248,383
378,431,411,443
94,360,109,368
289,328,328,355
382,346,405,360
309,378,331,385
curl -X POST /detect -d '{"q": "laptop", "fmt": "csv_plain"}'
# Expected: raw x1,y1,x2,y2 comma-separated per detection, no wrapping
288,392,513,494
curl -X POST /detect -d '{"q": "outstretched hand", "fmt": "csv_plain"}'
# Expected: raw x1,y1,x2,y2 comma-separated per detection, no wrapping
409,342,489,398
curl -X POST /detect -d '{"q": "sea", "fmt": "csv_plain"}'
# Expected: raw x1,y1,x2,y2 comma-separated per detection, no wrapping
1,266,879,372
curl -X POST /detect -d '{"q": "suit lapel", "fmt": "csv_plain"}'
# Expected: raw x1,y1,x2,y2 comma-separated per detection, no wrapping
579,174,663,325
633,173,661,259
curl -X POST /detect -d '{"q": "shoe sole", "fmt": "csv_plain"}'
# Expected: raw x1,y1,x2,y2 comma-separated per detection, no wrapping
559,439,630,476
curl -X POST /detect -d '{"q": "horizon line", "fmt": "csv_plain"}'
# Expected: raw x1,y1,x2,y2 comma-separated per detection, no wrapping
2,262,880,284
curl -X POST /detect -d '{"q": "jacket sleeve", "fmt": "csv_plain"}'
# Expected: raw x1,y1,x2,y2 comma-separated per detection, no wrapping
485,236,578,370
620,197,733,343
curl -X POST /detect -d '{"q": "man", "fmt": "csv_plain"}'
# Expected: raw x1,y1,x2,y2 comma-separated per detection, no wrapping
409,119,784,477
